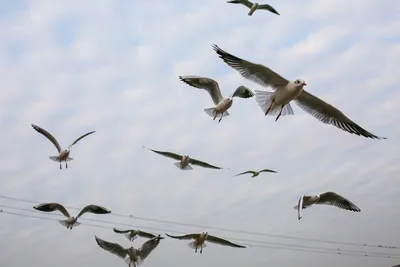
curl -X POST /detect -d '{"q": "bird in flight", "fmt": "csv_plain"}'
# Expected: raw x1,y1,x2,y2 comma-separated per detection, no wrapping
95,235,163,267
165,231,246,254
235,168,277,178
211,44,386,140
33,203,111,229
294,192,361,220
113,228,164,242
144,146,223,170
179,75,255,123
31,124,96,169
227,0,280,16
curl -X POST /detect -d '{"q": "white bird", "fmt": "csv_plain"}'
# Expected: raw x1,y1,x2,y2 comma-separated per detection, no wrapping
179,75,255,123
31,124,96,169
165,231,246,254
113,228,164,242
33,202,111,229
235,168,277,178
95,235,163,267
294,192,361,220
212,44,386,140
144,146,223,170
227,0,280,16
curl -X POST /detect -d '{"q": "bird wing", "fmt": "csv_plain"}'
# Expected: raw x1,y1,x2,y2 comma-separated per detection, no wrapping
113,227,133,234
33,202,70,218
76,204,111,218
179,75,224,105
147,148,183,161
227,0,253,8
165,233,199,240
297,195,304,219
188,157,222,169
257,4,280,15
259,169,277,173
206,235,246,248
137,230,158,239
31,124,62,152
136,236,163,260
231,86,255,99
94,236,128,259
67,131,96,149
317,192,361,212
235,170,255,176
212,44,289,90
294,90,385,139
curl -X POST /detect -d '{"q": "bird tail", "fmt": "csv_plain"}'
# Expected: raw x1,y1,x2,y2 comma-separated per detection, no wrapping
124,257,142,267
58,220,81,228
173,162,193,170
49,156,59,162
125,233,138,242
255,90,294,116
203,108,230,119
188,241,207,249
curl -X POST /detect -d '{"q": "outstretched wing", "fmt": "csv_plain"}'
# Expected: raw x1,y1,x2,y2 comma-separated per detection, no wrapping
227,0,253,9
94,235,128,259
138,230,159,239
317,192,361,212
165,233,199,240
295,90,386,140
179,75,224,105
31,124,62,152
68,131,96,149
113,227,133,234
212,44,289,90
189,157,222,169
76,204,111,218
207,235,246,248
257,4,280,15
147,148,183,161
33,202,70,218
231,86,255,99
259,169,277,174
137,235,163,260
234,171,255,176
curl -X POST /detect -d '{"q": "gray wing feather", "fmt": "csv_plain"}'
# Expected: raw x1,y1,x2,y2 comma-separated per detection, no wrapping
68,131,96,149
165,233,199,240
235,170,256,176
295,90,386,140
95,236,128,259
137,236,163,260
207,235,246,248
179,75,224,105
259,169,277,173
317,192,361,212
76,204,111,218
231,86,255,98
189,158,222,169
212,44,289,90
148,148,183,161
227,0,253,8
33,202,70,218
113,227,133,234
258,4,280,15
31,124,62,152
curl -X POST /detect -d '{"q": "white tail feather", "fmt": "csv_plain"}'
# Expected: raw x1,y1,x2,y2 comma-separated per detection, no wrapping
58,220,81,228
173,162,193,170
255,90,294,116
125,233,138,242
188,241,207,250
203,108,230,118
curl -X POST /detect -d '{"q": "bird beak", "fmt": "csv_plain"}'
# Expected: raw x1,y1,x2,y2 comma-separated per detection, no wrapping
302,82,307,86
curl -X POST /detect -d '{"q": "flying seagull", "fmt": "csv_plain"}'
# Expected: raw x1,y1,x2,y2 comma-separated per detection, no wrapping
144,146,223,170
95,235,163,267
165,231,246,253
179,75,254,122
211,44,386,140
31,124,96,169
33,203,111,229
113,228,164,242
227,0,280,16
235,168,277,178
294,192,361,220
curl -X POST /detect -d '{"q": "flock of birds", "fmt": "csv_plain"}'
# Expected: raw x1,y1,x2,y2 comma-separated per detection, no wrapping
25,1,389,266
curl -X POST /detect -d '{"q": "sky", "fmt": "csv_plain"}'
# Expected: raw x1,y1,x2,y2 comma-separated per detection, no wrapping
0,0,399,266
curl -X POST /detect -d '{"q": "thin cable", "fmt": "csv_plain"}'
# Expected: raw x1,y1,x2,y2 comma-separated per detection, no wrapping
1,194,398,250
1,206,400,259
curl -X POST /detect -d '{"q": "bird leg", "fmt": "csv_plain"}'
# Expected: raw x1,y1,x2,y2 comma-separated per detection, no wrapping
265,100,275,116
66,160,68,168
213,110,217,120
200,245,203,254
275,105,284,122
59,162,62,169
218,113,223,123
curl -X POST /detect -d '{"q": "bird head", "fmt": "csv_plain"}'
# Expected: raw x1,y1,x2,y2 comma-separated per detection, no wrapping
294,79,307,87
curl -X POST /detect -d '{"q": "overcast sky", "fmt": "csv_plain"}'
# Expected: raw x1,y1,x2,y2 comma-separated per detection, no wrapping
0,0,399,267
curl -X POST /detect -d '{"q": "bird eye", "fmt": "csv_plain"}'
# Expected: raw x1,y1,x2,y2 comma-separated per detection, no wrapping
295,80,299,84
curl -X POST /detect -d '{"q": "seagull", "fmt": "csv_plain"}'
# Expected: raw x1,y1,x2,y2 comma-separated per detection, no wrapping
211,44,386,140
165,231,246,254
235,168,277,178
294,192,361,220
144,146,223,170
95,235,163,267
227,0,280,16
33,203,111,229
179,75,254,123
31,124,96,169
113,228,164,242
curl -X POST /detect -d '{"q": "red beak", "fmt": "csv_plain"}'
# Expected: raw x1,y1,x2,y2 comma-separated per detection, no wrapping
302,82,307,86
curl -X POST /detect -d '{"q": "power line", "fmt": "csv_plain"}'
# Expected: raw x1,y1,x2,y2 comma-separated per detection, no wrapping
1,194,399,250
1,205,400,260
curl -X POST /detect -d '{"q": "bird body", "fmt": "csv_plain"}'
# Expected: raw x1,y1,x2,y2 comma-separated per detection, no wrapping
165,231,246,254
227,0,280,16
212,44,386,139
31,124,96,169
33,203,111,229
294,192,361,220
235,169,277,178
179,75,254,122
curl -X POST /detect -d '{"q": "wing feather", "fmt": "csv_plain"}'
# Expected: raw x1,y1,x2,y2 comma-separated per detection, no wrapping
165,233,199,240
147,148,183,161
317,192,361,212
68,131,96,149
31,124,62,152
95,236,128,259
179,75,224,105
206,235,246,248
33,202,70,218
188,157,222,169
76,204,111,218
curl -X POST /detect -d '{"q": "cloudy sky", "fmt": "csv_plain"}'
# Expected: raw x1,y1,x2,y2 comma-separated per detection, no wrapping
0,0,399,266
